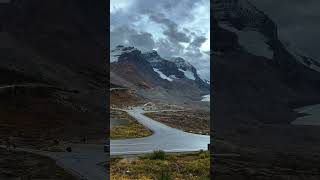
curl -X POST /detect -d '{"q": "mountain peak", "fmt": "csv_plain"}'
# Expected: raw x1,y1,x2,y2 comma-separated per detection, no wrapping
143,50,160,57
169,57,193,70
110,46,208,87
214,0,277,39
110,45,140,63
142,50,163,63
110,45,210,102
145,50,158,54
113,45,138,52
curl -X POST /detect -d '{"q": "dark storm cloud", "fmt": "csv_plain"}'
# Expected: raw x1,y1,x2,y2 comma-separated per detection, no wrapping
110,0,210,80
183,28,190,33
190,36,207,48
110,26,155,52
131,0,201,20
185,46,204,60
249,0,320,59
129,32,155,49
149,13,191,43
156,38,184,58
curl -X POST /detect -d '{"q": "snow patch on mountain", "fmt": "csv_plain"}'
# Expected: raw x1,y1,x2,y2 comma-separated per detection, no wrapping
283,41,320,73
110,51,121,63
310,62,320,72
220,24,273,59
201,94,210,102
153,68,173,82
169,75,177,79
169,57,199,80
178,69,195,80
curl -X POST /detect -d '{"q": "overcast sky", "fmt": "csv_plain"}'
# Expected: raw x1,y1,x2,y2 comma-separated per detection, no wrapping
250,0,320,60
110,0,210,80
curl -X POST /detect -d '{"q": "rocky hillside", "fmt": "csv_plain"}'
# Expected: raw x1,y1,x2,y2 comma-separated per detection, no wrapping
0,0,108,143
213,0,320,125
110,45,209,104
212,0,320,179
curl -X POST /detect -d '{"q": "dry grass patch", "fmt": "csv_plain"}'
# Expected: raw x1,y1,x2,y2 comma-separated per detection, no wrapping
0,91,105,149
110,90,145,108
110,110,152,139
110,150,210,180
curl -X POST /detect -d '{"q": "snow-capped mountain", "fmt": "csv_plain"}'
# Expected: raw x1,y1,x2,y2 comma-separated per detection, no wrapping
142,50,185,80
111,46,208,86
213,0,320,72
110,45,209,103
213,0,277,40
214,0,277,60
141,51,208,87
169,57,197,80
213,1,320,179
213,0,320,126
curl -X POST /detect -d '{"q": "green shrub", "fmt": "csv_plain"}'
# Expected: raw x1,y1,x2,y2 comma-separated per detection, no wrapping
147,150,166,160
199,150,209,159
184,159,210,176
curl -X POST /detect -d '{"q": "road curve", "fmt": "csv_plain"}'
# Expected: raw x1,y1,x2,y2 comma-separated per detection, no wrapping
0,144,107,180
111,107,210,156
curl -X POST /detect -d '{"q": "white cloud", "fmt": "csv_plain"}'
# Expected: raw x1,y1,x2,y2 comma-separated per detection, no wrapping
110,0,132,13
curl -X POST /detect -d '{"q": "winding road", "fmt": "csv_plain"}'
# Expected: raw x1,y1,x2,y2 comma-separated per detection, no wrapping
0,105,209,180
0,144,107,180
111,107,210,156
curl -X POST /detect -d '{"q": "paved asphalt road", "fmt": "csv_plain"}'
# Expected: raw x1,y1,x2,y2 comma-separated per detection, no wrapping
50,144,107,180
0,106,209,179
0,144,107,180
111,107,210,156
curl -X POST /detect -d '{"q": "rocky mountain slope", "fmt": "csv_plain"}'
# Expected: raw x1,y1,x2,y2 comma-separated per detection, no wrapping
0,0,108,144
213,0,320,125
110,45,209,105
212,0,320,179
